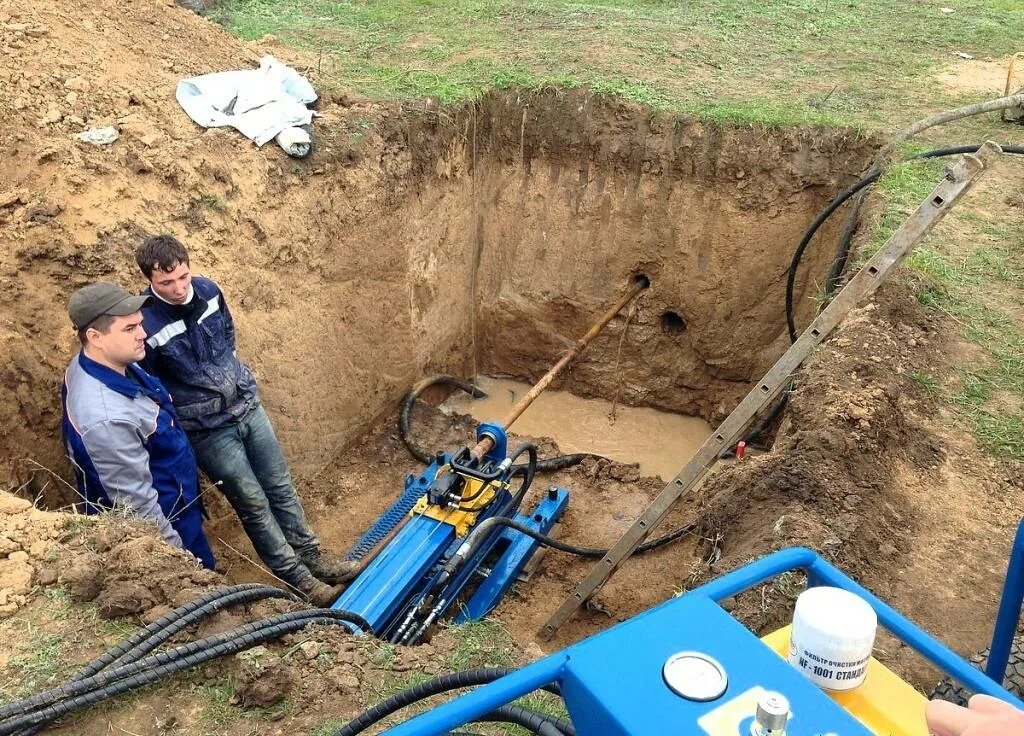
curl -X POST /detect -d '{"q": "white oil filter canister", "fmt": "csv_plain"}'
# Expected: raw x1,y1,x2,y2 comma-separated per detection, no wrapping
788,586,877,691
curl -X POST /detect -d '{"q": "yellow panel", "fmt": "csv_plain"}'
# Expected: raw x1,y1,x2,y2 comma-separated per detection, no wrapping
410,472,502,537
761,626,928,736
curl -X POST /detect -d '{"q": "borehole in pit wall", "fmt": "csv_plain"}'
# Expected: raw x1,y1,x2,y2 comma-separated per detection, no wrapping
660,311,687,334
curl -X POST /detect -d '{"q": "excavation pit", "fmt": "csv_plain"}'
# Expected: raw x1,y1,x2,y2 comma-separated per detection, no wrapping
0,77,881,646
192,89,879,647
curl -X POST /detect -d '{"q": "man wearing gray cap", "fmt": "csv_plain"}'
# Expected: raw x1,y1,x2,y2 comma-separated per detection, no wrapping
60,281,215,569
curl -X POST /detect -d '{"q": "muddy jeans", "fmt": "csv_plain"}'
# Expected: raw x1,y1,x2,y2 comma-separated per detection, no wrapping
189,402,319,586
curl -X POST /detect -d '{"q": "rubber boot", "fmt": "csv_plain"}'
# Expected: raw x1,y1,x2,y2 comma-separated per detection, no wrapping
302,549,361,585
296,577,344,608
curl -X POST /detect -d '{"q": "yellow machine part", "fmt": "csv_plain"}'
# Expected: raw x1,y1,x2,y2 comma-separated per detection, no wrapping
761,626,928,736
410,471,502,537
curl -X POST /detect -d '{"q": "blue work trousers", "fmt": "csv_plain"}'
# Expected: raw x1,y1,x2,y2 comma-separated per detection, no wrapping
189,403,319,586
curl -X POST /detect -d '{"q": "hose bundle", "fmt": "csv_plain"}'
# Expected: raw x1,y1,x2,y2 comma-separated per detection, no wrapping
0,585,369,735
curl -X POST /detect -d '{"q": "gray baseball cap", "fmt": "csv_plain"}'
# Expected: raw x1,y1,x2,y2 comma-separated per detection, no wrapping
68,282,151,330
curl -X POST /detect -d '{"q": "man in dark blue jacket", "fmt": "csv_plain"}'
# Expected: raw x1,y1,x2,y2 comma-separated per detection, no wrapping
61,282,215,569
136,235,354,607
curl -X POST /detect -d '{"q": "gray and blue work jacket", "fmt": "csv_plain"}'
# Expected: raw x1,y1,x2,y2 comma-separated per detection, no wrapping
60,352,215,568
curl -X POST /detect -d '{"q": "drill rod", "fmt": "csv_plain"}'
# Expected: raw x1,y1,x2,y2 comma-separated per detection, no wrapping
469,278,648,460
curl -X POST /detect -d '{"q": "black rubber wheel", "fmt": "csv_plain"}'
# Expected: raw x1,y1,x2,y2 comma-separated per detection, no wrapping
929,634,1024,705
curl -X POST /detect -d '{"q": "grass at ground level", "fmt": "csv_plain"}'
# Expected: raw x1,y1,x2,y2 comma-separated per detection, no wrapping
867,153,1024,461
213,0,1023,128
208,2,1024,456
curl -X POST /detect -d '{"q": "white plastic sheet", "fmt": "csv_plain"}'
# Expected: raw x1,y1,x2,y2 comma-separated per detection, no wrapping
176,55,317,146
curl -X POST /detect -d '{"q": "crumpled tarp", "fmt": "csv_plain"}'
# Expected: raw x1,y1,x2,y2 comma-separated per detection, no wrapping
176,55,316,146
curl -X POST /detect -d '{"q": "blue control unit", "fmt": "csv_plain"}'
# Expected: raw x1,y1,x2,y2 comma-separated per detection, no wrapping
382,547,1024,735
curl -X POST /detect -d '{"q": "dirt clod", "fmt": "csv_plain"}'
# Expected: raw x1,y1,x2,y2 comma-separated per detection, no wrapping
234,649,294,707
58,554,104,601
0,557,34,595
97,581,156,618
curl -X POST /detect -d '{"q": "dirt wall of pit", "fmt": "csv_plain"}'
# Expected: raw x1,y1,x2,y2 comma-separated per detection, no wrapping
418,94,878,421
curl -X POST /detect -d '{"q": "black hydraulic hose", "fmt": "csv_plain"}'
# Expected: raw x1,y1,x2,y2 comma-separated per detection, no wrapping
785,143,1024,344
445,516,696,585
77,584,294,679
0,608,371,730
400,375,598,472
824,189,869,296
506,442,538,511
0,612,364,736
400,376,486,464
330,667,563,736
8,584,296,736
475,704,575,736
784,170,881,343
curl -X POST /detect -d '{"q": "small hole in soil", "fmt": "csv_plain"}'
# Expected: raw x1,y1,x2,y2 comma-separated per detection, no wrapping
661,311,686,333
633,273,652,289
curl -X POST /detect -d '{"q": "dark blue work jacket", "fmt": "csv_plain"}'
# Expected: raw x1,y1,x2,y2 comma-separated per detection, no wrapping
141,276,258,432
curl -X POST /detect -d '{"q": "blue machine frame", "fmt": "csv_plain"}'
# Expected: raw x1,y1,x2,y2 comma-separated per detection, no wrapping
381,546,1024,735
987,517,1024,684
333,439,571,639
455,487,569,623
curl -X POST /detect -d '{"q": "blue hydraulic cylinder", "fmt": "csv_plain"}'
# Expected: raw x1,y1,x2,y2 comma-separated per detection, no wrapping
987,517,1024,684
333,514,456,635
454,487,570,623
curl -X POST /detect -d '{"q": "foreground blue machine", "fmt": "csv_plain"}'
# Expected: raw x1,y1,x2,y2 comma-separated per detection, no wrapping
381,545,1024,735
332,423,569,643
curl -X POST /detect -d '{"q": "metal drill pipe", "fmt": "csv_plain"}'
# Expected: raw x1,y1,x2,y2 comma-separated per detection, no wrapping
470,279,648,460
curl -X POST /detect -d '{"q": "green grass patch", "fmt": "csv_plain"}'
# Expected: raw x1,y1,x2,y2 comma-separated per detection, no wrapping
443,618,516,670
211,0,1024,127
94,616,138,641
193,682,296,734
865,157,1024,461
2,632,65,700
41,585,74,622
906,369,941,394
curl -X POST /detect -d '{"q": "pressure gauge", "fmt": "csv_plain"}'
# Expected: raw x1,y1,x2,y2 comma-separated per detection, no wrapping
662,651,728,701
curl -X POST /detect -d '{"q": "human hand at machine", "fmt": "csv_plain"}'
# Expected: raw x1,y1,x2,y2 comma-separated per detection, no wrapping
926,694,1024,735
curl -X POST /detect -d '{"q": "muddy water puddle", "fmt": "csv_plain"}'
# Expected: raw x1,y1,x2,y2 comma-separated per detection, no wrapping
442,376,712,481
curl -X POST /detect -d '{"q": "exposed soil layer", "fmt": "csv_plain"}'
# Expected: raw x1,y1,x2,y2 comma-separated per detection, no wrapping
0,0,877,500
3,1,1024,733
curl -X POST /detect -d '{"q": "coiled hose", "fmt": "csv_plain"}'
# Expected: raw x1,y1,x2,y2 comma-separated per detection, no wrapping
10,584,293,736
399,375,598,472
331,667,564,736
0,606,370,734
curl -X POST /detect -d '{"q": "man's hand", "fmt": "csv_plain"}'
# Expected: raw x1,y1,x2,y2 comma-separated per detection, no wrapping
926,694,1024,736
